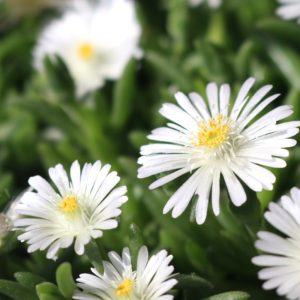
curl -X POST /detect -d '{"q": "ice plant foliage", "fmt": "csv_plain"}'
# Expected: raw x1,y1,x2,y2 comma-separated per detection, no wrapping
252,187,300,300
277,0,300,22
74,246,177,300
14,160,128,259
33,0,141,96
188,0,221,8
138,78,300,224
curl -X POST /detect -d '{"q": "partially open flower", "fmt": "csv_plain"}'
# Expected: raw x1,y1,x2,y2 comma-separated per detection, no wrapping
253,187,300,299
74,246,177,300
14,160,128,260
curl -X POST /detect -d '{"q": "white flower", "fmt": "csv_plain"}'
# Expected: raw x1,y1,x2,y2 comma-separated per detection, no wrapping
277,0,300,22
188,0,221,8
252,187,300,300
14,160,128,260
74,246,177,300
138,78,300,225
33,0,141,97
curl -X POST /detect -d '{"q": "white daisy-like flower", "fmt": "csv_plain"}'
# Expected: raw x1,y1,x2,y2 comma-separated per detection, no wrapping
33,0,141,97
14,160,128,260
138,77,300,225
188,0,221,8
74,246,177,300
277,0,300,22
252,187,300,300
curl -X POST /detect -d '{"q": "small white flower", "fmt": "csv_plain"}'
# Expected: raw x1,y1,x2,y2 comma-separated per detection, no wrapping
188,0,221,8
138,78,300,225
34,0,141,97
74,246,177,300
277,0,300,22
252,187,300,300
14,160,128,260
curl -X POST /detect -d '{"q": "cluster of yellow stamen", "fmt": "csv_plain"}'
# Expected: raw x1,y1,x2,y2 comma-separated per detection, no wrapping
59,195,78,214
193,114,230,149
78,42,94,60
116,279,134,297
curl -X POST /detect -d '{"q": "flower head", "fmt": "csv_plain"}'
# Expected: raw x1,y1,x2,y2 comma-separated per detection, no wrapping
138,78,300,224
252,187,300,300
33,0,141,97
277,0,300,23
14,160,128,260
74,246,177,300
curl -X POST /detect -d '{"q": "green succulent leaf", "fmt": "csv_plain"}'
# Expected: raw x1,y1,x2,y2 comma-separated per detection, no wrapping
56,263,76,299
177,273,213,290
111,59,137,130
0,279,38,300
14,272,45,290
36,282,62,298
205,291,250,300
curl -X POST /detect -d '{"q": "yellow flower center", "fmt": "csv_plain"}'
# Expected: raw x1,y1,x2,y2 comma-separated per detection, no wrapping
59,195,78,213
193,114,230,149
116,279,134,297
78,42,94,60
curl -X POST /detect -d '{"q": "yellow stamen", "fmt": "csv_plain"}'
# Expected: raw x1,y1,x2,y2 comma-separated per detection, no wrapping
59,195,78,213
116,279,134,297
193,114,230,149
78,43,94,60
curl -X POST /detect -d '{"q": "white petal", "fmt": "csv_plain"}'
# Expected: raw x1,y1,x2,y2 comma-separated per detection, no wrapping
219,83,230,116
222,168,247,206
206,82,219,116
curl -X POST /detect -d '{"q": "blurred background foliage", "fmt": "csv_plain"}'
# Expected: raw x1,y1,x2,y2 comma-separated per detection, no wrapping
0,0,299,299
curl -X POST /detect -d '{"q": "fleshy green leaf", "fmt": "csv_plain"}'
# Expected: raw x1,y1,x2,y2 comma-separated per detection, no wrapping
85,241,104,272
205,291,250,300
36,282,62,298
177,273,213,290
129,223,144,269
0,279,38,300
265,42,300,90
111,59,137,130
56,263,76,299
14,272,45,290
257,18,300,46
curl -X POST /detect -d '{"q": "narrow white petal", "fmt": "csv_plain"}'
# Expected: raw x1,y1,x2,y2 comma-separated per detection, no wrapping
230,77,255,119
219,84,230,116
206,82,219,116
222,168,247,206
